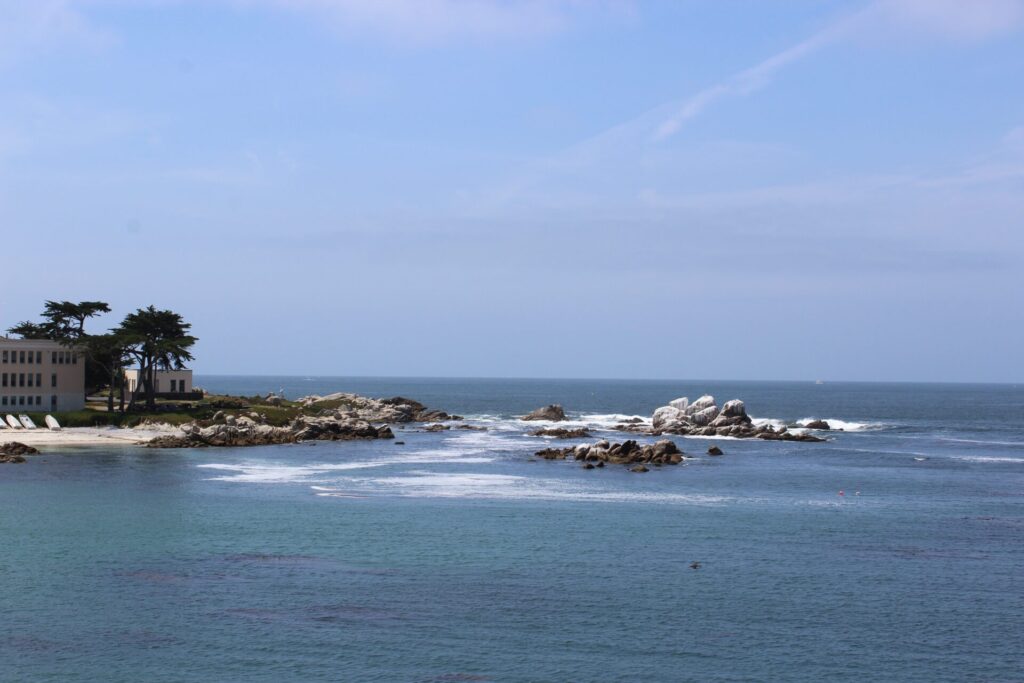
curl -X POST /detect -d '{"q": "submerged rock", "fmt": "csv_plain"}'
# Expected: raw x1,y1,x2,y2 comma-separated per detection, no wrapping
423,423,450,432
707,445,723,456
521,404,568,421
804,420,831,430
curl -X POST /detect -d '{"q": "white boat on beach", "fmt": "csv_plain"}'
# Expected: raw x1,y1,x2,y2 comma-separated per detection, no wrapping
19,414,38,429
45,415,62,431
5,414,22,429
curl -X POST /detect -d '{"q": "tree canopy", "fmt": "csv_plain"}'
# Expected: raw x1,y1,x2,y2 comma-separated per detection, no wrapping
6,300,110,341
115,306,198,409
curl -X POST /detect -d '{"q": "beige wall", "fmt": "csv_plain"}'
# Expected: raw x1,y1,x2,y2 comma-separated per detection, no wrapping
124,368,193,394
0,339,85,412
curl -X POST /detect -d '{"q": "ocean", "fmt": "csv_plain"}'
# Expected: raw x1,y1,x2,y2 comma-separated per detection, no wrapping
2,377,1022,682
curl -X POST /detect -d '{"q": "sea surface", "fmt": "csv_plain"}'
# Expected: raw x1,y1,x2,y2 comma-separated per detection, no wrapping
2,377,1022,682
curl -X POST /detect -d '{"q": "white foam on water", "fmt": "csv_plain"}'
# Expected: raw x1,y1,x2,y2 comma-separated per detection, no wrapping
751,417,787,430
797,418,885,432
197,461,391,483
198,451,497,483
949,455,1024,464
939,437,1024,448
313,470,736,505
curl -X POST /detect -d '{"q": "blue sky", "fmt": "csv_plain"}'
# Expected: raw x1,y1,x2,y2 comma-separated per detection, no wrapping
1,0,1022,381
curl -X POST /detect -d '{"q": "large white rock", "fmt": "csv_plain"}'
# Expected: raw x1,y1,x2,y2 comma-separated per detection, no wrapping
720,399,746,418
683,395,716,416
691,405,721,426
652,406,684,430
669,397,690,411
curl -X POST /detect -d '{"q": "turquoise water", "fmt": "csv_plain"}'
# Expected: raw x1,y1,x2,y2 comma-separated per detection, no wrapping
2,378,1022,682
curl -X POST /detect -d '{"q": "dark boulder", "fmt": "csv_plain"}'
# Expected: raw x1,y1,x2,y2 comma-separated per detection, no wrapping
0,441,36,464
804,420,831,430
530,427,590,438
1,442,40,456
521,405,567,421
707,445,723,456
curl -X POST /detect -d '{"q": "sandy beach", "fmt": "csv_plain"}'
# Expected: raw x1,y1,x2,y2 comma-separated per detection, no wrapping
0,424,181,447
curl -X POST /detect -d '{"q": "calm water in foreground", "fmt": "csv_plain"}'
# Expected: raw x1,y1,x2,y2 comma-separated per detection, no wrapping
2,377,1022,682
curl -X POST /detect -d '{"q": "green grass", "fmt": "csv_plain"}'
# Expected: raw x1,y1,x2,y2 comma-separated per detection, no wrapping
17,393,312,429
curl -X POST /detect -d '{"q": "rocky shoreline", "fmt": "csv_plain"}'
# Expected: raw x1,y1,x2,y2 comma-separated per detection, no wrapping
7,391,835,456
146,393,454,449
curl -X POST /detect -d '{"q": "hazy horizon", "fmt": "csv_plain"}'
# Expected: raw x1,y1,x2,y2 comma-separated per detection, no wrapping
2,1,1022,383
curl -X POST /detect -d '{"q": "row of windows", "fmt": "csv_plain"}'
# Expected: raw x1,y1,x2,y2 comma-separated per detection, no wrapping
0,373,56,388
0,350,76,365
1,395,44,407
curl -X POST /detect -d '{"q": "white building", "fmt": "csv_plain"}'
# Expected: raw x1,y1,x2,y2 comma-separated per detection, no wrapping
124,368,194,396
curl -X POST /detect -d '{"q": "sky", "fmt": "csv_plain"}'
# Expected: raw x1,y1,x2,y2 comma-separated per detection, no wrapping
1,0,1022,382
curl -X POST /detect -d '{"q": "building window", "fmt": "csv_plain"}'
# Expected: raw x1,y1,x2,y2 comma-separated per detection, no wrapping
18,396,24,406
52,351,57,364
27,351,33,364
1,350,6,363
51,373,57,387
36,351,42,363
35,396,41,406
27,374,33,387
51,395,57,408
19,373,25,387
19,351,26,363
36,373,42,387
1,373,6,387
71,353,77,365
1,397,6,405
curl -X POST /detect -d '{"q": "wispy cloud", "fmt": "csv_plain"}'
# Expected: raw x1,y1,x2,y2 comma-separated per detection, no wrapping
654,0,1024,142
242,0,631,43
0,0,110,66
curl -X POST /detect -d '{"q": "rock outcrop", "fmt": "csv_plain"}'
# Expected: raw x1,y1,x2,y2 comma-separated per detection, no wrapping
803,420,831,430
645,395,826,442
147,415,394,449
530,427,591,438
1,441,39,463
521,405,567,421
535,439,685,469
297,393,460,423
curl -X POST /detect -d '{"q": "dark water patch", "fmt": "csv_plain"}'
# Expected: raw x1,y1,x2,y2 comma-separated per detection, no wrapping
115,569,186,583
3,634,62,654
219,553,397,575
224,603,407,626
840,543,992,561
103,628,180,648
418,674,493,682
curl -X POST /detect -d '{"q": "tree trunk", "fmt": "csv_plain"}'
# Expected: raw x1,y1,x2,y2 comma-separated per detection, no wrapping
107,366,115,412
144,361,156,410
119,375,126,413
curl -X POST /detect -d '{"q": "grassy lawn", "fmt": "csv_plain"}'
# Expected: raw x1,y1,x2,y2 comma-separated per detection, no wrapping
16,393,314,428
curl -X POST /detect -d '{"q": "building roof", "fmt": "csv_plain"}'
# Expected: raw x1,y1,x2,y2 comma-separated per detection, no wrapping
0,336,76,349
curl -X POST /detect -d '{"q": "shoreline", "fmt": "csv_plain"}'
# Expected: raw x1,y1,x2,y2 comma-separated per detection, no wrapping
0,425,179,446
